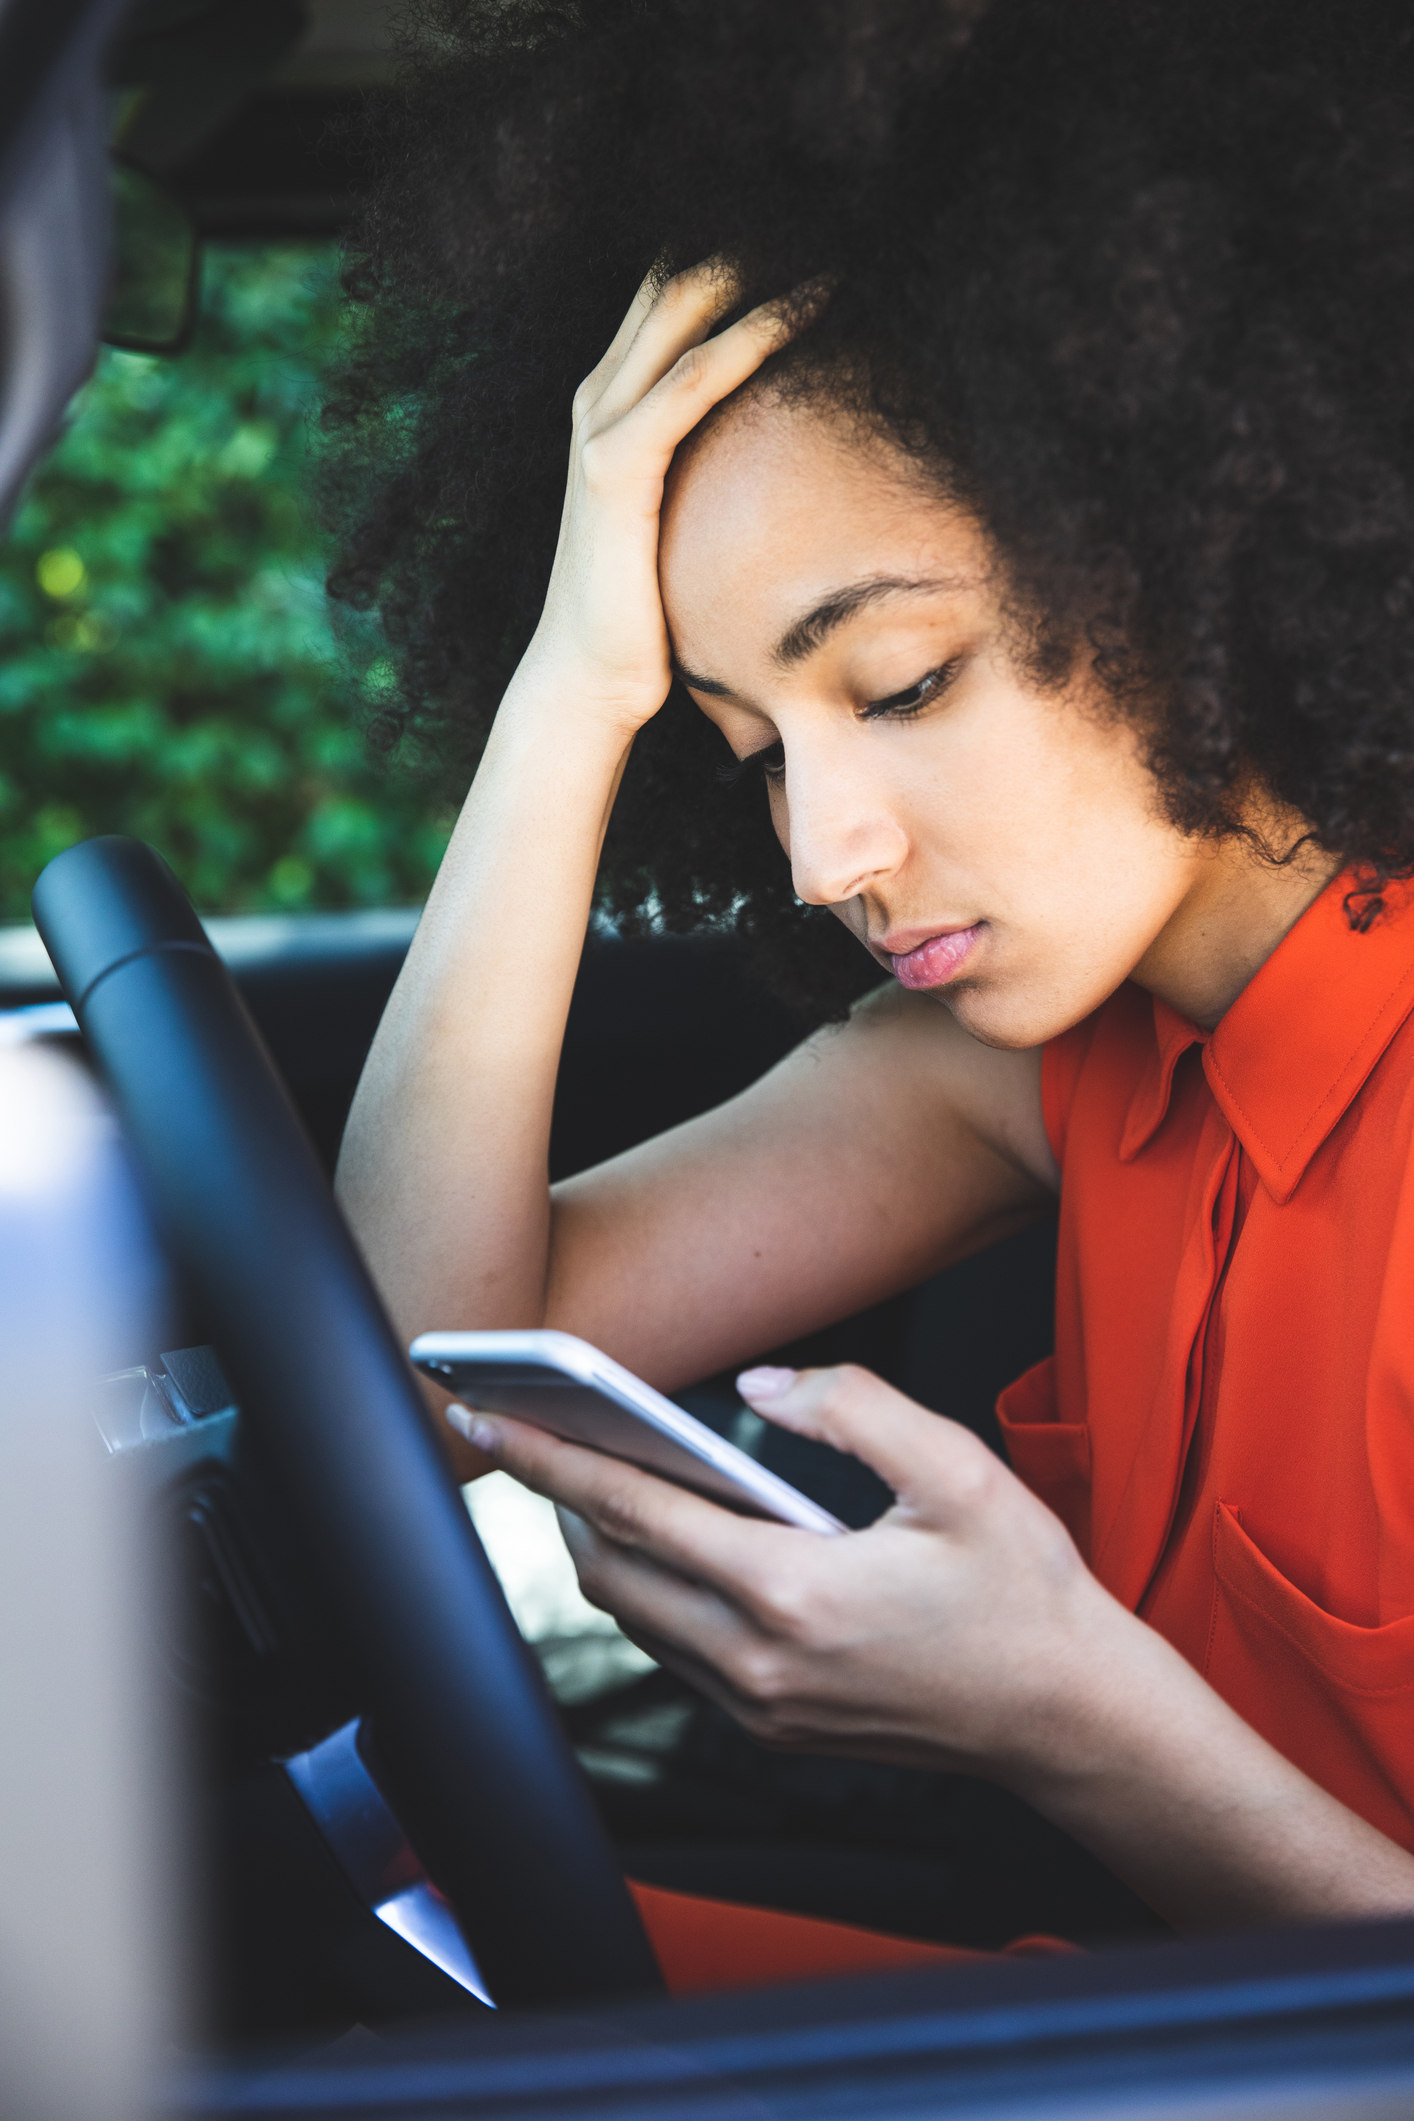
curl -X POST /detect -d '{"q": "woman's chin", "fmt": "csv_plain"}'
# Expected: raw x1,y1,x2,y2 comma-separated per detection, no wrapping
930,979,1073,1053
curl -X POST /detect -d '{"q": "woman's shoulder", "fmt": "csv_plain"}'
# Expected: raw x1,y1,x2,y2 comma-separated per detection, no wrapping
843,976,1152,1185
845,980,1059,1195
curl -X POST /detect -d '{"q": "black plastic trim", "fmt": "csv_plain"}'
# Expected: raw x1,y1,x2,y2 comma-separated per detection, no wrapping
179,1916,1414,2119
33,835,662,2011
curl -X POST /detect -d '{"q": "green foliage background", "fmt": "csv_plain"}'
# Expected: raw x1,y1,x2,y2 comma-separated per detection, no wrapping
0,244,453,920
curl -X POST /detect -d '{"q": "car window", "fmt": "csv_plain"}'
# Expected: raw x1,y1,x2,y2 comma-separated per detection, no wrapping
0,222,657,1713
0,240,453,921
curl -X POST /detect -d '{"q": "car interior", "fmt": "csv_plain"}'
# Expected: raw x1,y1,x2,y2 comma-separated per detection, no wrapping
5,3,1414,2116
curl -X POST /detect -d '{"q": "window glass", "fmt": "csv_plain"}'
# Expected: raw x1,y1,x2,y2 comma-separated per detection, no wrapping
0,244,451,920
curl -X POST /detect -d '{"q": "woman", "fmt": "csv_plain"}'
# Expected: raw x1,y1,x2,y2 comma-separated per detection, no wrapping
329,0,1414,1985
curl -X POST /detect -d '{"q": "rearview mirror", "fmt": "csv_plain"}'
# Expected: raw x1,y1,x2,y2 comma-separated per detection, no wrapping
102,158,200,355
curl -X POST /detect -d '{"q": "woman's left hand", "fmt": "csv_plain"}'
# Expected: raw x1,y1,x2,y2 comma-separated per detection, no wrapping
454,1362,1414,1928
454,1363,1113,1782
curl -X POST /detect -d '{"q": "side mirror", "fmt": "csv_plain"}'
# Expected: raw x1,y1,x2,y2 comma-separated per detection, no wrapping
102,158,200,355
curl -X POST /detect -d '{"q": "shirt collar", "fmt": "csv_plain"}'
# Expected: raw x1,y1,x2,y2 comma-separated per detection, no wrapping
1119,872,1414,1202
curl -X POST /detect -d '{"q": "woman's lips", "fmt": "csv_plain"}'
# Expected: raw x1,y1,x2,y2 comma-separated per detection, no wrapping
888,925,983,990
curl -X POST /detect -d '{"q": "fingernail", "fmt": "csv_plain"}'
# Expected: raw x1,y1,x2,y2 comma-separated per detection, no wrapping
446,1403,501,1455
736,1365,798,1401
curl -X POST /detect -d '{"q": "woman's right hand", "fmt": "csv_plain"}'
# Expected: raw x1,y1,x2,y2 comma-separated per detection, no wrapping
336,265,807,1389
507,261,805,739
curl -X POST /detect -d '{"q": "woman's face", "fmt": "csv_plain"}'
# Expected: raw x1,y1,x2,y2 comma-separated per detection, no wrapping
658,397,1235,1048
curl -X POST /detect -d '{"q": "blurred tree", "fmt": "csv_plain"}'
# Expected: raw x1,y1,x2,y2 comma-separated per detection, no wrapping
0,244,453,920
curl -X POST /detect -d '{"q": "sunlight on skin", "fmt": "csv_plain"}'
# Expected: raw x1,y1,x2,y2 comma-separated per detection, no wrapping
337,263,1414,1934
659,395,1338,1043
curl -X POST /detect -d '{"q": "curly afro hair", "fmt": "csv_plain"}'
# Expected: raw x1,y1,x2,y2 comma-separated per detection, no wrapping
319,0,1414,1016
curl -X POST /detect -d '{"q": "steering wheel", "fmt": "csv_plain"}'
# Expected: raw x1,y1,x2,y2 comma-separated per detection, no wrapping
33,834,662,2013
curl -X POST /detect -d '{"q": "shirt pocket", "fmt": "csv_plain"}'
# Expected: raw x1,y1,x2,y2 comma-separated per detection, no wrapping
1209,1502,1414,1848
1211,1502,1414,1695
996,1355,1092,1556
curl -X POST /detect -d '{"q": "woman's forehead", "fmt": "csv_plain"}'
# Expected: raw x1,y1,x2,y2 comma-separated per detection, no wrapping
659,400,987,660
664,391,902,523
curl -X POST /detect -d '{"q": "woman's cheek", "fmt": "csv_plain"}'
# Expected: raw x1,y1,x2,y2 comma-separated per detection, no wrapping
767,781,790,856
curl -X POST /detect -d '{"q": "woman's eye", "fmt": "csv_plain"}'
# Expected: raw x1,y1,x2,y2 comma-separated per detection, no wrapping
863,660,960,720
716,739,785,787
716,664,960,792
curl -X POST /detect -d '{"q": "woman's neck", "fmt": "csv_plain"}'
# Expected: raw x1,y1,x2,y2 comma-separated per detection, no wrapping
1131,820,1342,1032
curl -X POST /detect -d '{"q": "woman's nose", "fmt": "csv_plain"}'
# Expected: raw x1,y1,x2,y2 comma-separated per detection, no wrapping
783,760,910,909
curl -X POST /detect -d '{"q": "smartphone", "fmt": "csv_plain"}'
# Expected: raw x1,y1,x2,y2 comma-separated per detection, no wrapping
409,1327,845,1535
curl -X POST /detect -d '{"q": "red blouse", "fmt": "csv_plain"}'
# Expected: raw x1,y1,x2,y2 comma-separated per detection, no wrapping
998,871,1414,1849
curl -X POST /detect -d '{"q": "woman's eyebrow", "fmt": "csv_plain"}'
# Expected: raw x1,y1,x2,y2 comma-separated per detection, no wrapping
773,574,958,666
671,573,966,696
671,661,734,697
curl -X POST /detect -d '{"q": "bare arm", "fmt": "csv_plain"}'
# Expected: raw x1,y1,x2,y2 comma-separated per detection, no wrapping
337,267,1053,1417
544,985,1053,1391
336,264,725,1349
335,696,634,1346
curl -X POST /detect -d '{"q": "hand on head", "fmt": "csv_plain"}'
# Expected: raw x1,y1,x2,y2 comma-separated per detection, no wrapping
512,260,814,740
